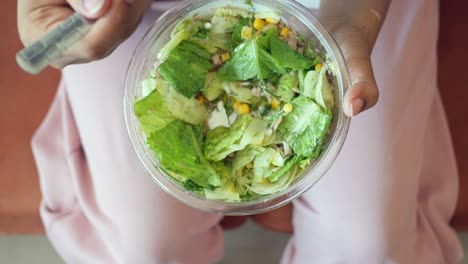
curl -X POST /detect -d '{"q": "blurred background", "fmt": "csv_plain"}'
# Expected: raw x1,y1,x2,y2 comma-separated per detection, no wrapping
1,0,468,263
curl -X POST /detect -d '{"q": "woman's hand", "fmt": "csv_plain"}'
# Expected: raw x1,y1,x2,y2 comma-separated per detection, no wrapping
319,0,391,117
17,0,150,69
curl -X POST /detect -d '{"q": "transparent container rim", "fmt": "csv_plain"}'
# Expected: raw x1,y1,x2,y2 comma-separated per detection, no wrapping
123,0,351,215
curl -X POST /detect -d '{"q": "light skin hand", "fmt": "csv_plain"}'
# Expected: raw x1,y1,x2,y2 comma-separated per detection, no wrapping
319,0,391,117
17,0,150,69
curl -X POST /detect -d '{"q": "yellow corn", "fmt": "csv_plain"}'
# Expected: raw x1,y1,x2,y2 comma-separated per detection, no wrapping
265,17,279,24
283,103,293,113
280,27,290,37
241,26,253,39
253,18,266,30
197,95,206,104
271,97,281,110
236,103,250,115
221,52,231,62
233,101,243,110
315,63,323,71
262,178,270,183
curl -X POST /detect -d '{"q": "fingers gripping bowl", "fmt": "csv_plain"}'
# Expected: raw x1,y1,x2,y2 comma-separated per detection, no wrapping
124,0,350,215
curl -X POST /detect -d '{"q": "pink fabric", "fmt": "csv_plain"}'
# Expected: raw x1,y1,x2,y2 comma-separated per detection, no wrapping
31,0,463,263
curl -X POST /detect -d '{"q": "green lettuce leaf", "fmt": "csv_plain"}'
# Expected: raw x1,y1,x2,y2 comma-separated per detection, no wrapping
292,109,332,158
158,41,212,98
222,81,257,103
270,35,315,70
148,121,222,187
300,69,319,98
158,19,204,61
204,182,241,202
156,77,208,125
250,160,299,194
134,89,175,135
202,72,225,101
253,147,285,182
231,146,260,194
268,155,301,182
230,17,253,50
182,180,205,195
210,15,239,35
217,34,285,81
313,66,335,110
214,6,253,18
278,96,332,158
275,71,299,102
204,115,268,161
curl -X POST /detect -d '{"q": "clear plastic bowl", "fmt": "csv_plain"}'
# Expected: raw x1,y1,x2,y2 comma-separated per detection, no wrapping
124,0,350,215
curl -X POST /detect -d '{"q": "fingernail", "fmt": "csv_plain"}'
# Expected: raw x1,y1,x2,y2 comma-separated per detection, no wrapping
83,0,105,14
351,98,364,117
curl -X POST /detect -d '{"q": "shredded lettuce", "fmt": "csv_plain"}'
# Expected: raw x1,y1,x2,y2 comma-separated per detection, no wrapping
148,121,222,187
231,146,260,194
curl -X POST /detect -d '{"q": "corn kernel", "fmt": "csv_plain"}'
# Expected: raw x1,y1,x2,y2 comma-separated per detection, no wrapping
233,101,243,110
315,63,323,72
197,95,206,104
253,18,266,30
241,26,253,39
271,97,281,110
221,52,231,62
262,178,270,183
265,17,280,24
283,103,293,113
280,27,290,37
236,103,250,115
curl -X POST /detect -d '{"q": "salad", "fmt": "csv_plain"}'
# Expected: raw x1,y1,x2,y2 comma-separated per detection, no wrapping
134,5,335,202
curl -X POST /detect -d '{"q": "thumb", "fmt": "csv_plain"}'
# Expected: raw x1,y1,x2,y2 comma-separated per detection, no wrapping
335,27,380,117
67,0,111,19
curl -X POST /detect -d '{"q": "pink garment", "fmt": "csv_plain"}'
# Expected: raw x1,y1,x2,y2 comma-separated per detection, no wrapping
32,0,463,263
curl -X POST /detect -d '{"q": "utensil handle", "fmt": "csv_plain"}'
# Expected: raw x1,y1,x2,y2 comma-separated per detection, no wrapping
16,13,92,75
